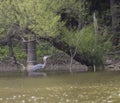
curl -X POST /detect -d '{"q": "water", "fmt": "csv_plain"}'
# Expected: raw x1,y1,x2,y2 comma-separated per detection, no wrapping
0,72,120,103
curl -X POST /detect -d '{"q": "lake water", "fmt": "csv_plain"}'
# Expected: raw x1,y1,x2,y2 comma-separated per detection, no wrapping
0,72,120,103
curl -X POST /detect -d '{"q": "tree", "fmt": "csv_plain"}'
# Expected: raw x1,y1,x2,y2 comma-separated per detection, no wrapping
0,0,63,70
0,0,112,72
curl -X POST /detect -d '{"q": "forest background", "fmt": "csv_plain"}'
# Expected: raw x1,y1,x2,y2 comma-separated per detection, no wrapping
0,0,119,72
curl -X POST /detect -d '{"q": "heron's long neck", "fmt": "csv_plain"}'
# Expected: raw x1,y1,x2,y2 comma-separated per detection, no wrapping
43,59,47,68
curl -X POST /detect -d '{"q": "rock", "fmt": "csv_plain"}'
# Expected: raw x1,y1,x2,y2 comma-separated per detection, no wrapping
105,60,114,65
105,61,120,71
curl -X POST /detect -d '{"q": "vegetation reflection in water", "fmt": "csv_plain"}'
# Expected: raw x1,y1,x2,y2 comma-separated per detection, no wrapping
0,72,120,103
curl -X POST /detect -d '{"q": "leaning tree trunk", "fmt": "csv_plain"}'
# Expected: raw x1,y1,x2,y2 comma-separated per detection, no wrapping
110,0,120,46
27,40,37,71
39,36,94,66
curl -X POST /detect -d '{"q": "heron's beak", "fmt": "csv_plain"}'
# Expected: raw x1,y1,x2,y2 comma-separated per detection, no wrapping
46,55,51,58
48,55,51,58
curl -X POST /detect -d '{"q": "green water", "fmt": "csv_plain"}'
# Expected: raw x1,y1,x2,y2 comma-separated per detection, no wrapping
0,72,120,103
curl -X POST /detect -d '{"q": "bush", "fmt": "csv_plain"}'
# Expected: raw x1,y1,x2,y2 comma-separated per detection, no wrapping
62,24,112,69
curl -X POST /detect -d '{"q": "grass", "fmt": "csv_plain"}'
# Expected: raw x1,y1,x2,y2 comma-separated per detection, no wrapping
0,72,120,103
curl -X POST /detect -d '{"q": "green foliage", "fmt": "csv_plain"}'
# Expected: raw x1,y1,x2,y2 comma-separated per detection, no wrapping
0,0,113,68
0,0,65,61
62,24,112,67
59,0,89,29
0,43,26,61
0,46,9,60
36,42,52,58
0,0,64,37
13,44,27,61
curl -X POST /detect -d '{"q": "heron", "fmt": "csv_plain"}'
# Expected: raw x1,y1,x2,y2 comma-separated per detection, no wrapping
28,55,51,73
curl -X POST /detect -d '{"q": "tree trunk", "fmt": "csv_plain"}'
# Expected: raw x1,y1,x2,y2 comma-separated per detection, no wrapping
27,40,37,71
21,41,27,53
110,0,120,46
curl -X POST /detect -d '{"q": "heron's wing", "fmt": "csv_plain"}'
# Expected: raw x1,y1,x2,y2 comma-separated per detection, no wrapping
30,64,44,72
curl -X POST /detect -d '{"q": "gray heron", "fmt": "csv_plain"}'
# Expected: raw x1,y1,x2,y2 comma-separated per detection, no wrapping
29,55,51,72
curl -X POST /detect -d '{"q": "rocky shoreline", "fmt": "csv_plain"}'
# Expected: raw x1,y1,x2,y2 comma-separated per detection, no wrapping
105,61,120,71
0,61,119,73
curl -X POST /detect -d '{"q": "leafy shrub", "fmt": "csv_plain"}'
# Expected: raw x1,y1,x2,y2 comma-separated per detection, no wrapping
62,24,112,68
